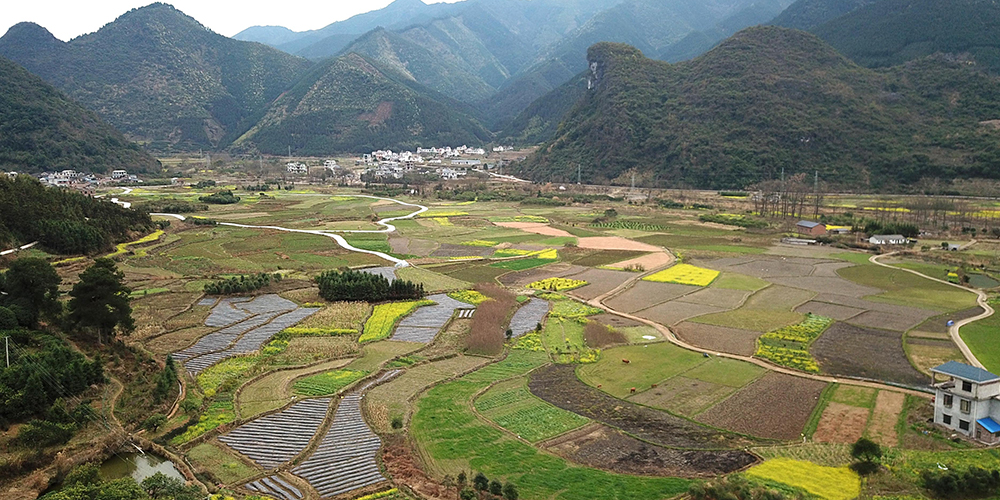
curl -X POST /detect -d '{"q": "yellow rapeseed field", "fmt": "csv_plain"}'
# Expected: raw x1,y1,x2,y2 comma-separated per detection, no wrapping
359,300,432,343
527,278,588,291
745,458,859,500
642,264,719,286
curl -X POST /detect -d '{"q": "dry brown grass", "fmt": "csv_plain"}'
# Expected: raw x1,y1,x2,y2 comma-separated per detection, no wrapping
465,284,517,355
298,301,372,331
583,321,627,348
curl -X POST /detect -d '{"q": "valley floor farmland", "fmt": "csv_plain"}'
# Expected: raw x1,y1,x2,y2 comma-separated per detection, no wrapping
16,183,999,500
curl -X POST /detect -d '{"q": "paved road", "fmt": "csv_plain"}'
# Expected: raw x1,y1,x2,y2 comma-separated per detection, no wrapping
871,252,993,369
152,195,428,267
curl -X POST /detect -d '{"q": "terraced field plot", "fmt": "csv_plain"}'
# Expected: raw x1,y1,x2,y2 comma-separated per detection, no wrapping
475,377,589,442
604,281,699,313
292,373,401,498
219,397,331,469
245,476,303,500
184,307,319,374
509,298,549,337
811,322,925,386
698,372,827,440
674,322,760,356
391,294,472,343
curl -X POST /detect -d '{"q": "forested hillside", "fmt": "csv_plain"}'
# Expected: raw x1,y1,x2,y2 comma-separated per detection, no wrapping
769,0,876,30
518,28,1000,189
0,57,159,174
0,3,312,152
812,0,1000,73
0,176,154,254
232,53,492,156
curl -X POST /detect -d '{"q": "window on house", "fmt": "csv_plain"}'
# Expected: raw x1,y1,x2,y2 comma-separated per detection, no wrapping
943,414,952,425
960,420,971,431
961,399,971,414
963,381,973,392
944,394,953,407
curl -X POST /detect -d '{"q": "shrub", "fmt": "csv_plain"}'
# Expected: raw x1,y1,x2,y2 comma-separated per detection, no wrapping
199,191,241,204
922,467,1000,498
466,285,517,355
700,213,768,229
14,419,75,447
583,322,627,348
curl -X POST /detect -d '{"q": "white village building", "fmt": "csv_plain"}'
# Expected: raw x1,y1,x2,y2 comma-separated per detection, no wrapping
932,361,1000,444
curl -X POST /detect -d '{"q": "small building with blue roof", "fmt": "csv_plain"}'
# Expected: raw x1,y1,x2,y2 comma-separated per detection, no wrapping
931,361,1000,444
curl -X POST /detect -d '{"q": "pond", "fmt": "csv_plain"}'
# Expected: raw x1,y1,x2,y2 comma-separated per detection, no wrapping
968,274,1000,289
100,452,184,483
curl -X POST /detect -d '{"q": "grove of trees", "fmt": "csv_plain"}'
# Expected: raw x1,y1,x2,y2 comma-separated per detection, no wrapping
204,273,281,295
315,269,424,302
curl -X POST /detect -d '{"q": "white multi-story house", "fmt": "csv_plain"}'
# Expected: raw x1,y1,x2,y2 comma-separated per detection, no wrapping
286,162,308,174
869,234,908,245
932,361,1000,444
111,169,128,180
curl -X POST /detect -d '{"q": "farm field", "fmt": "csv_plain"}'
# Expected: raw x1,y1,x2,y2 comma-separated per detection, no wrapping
46,185,1000,500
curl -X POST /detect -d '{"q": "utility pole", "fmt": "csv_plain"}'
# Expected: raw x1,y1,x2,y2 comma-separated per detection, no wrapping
781,167,785,183
577,164,582,185
631,171,636,191
814,170,820,219
5,336,9,368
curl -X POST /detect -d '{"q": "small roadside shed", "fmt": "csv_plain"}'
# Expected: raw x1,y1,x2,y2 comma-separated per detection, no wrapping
869,235,907,245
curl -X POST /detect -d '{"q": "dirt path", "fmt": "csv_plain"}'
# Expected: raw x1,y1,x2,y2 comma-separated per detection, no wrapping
871,252,993,369
585,253,931,398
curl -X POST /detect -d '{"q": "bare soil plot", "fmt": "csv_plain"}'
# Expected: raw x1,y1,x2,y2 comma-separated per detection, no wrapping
744,286,817,311
563,268,635,300
495,222,574,237
769,276,882,298
867,391,905,447
604,281,700,314
636,301,725,327
529,364,757,450
542,423,758,477
728,261,816,278
498,263,587,288
811,262,855,277
431,244,494,258
811,293,939,318
389,236,437,257
794,301,865,321
571,250,646,267
577,236,663,252
706,256,760,269
912,307,985,334
676,288,751,309
811,323,926,386
590,313,643,329
848,310,930,332
812,402,869,444
146,326,215,355
219,397,332,469
629,376,737,416
606,252,674,271
906,342,965,375
674,322,760,356
697,372,827,440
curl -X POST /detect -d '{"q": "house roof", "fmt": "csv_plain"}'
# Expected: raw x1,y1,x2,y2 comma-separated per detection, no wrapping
932,361,1000,383
797,221,822,228
978,417,1000,433
871,234,906,240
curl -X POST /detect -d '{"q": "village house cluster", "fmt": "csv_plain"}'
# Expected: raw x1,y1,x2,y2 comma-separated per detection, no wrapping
357,145,505,182
286,159,341,175
5,169,141,196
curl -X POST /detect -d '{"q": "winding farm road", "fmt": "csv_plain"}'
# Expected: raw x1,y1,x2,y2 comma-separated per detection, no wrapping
152,195,428,267
580,250,932,397
870,252,994,369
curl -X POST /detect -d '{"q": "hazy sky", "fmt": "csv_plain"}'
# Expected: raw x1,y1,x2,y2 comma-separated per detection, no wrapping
1,0,464,41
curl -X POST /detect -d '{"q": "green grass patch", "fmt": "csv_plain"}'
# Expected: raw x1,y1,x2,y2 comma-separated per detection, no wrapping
831,252,874,265
960,302,1000,374
475,378,589,443
411,350,692,499
570,250,646,267
838,265,978,312
397,266,471,293
292,369,369,396
187,442,258,484
682,357,765,387
711,272,769,291
830,385,877,409
577,343,706,398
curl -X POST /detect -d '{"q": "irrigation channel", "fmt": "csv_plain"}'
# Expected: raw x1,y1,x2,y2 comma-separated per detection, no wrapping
151,194,429,268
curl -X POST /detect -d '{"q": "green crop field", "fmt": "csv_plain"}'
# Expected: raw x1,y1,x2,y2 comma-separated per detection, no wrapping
711,272,769,291
292,369,368,396
577,343,706,398
838,265,977,312
960,305,1000,374
410,351,692,499
691,308,804,333
475,378,589,442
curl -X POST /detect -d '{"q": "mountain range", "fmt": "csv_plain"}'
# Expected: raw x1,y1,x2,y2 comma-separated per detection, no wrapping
0,56,160,174
0,3,312,152
516,27,1000,189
